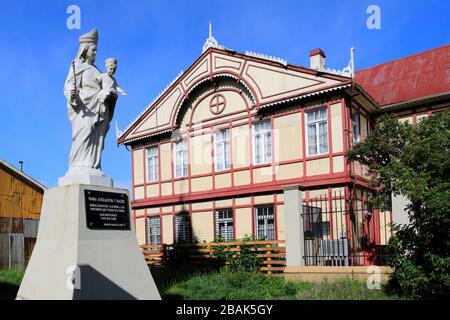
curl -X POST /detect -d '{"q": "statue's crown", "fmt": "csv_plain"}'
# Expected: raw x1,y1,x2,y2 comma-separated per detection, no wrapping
79,28,98,44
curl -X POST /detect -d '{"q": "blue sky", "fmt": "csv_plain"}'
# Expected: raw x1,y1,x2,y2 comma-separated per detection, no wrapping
0,0,449,193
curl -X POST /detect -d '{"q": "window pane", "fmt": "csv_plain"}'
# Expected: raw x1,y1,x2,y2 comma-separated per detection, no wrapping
255,206,275,240
175,214,191,243
318,122,328,153
215,209,234,242
308,124,317,155
352,112,360,142
146,216,161,246
254,120,271,164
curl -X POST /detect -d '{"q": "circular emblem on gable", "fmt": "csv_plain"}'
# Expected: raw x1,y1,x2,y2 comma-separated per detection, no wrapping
209,94,226,115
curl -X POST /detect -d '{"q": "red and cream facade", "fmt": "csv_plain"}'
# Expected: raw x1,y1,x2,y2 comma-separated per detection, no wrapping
118,44,450,247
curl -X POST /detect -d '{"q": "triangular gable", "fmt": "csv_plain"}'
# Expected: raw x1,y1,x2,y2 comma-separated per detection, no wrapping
118,48,350,144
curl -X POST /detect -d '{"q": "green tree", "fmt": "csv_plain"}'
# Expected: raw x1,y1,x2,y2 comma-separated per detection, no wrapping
348,111,450,299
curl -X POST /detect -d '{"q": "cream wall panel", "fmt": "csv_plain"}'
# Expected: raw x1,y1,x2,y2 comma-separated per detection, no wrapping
274,113,302,162
135,217,146,245
245,64,340,101
308,188,329,199
174,179,189,195
191,176,213,192
234,170,250,186
162,206,173,214
235,197,251,206
253,166,273,183
254,194,274,205
190,133,212,176
276,193,284,202
147,207,160,215
215,173,231,189
161,182,172,196
160,143,172,180
191,91,248,124
134,186,145,200
146,184,159,198
235,207,253,239
306,158,330,176
232,125,250,168
133,149,144,185
215,199,233,208
332,156,345,173
330,102,343,153
192,211,214,242
135,209,146,217
162,215,174,244
192,201,213,211
275,162,302,180
276,205,285,241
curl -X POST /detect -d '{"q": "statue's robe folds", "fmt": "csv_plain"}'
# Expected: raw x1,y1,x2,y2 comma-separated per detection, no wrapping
63,60,117,175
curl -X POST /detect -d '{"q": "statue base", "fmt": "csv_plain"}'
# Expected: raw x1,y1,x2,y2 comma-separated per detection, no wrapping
16,184,161,300
58,167,113,188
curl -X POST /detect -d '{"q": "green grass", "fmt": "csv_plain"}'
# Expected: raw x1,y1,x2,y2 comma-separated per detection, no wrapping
159,269,404,300
0,269,24,300
1,268,404,300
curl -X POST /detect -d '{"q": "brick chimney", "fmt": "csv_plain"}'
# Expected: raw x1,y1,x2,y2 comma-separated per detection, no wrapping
310,48,326,70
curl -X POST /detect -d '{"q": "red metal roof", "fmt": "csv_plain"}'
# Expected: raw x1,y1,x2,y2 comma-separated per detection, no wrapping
355,44,450,107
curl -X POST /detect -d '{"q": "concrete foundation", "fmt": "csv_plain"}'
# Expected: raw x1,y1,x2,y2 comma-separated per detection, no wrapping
284,266,393,283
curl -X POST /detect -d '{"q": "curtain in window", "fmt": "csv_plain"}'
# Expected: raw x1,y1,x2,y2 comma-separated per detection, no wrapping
318,122,328,154
308,124,317,155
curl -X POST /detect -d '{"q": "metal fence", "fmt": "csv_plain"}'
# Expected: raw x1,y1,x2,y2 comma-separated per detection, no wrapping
302,189,392,266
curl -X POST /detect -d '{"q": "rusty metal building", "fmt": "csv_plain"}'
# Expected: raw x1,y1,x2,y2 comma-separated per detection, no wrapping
0,160,45,269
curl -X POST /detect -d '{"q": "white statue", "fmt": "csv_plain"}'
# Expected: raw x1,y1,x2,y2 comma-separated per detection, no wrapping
62,29,120,182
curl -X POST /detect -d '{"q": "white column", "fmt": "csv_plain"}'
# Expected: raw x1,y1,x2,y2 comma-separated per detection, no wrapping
282,185,305,267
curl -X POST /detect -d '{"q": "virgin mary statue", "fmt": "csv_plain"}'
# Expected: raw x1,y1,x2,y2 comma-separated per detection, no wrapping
60,29,117,186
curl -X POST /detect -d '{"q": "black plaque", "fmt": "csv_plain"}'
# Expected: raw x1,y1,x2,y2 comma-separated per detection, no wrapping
84,190,131,230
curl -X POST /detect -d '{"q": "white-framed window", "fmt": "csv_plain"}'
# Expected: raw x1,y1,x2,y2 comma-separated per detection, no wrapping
252,120,272,164
214,128,231,171
351,112,361,143
146,215,161,246
174,213,192,243
305,108,328,156
146,146,159,182
254,205,275,240
215,209,234,242
173,139,188,178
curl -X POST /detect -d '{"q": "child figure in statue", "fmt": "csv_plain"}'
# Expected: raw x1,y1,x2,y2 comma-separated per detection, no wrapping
95,58,126,123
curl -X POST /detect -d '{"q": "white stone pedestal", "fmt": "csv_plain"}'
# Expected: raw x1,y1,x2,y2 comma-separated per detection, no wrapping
16,184,160,300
